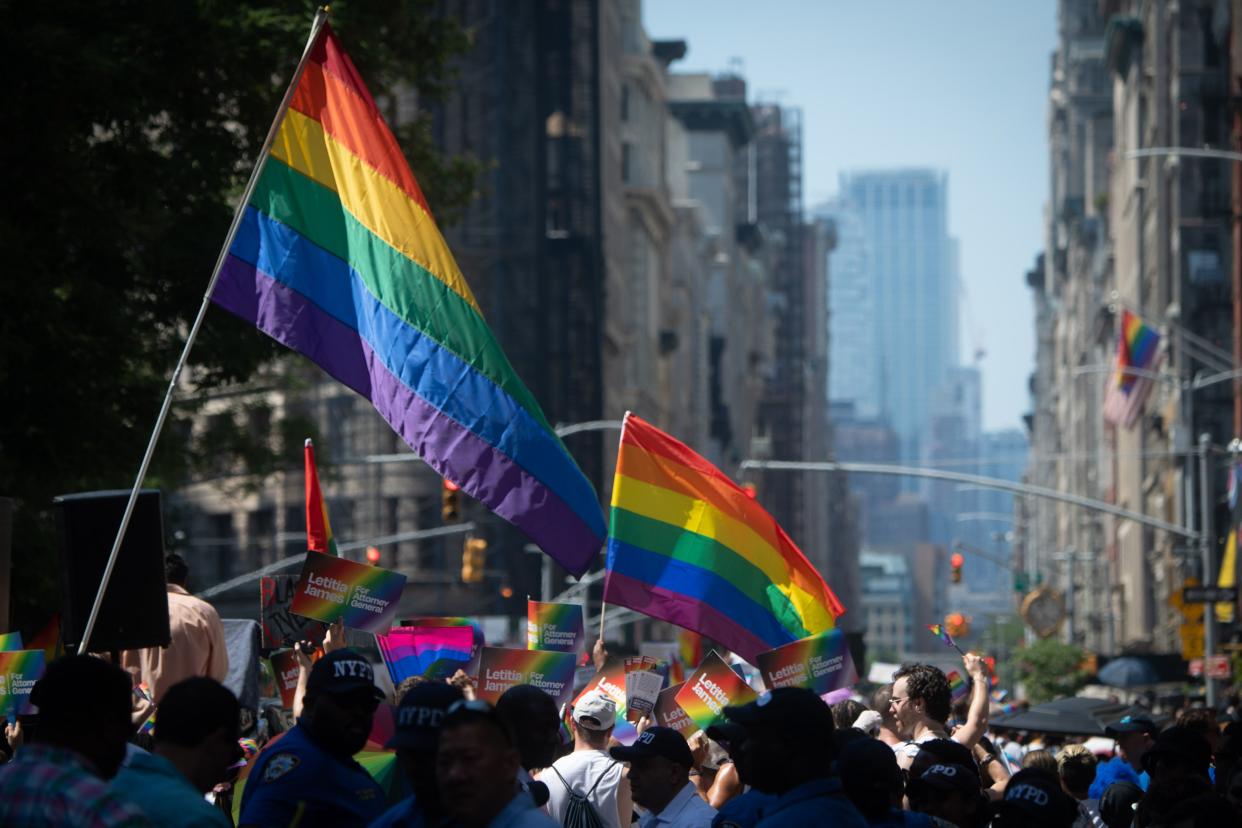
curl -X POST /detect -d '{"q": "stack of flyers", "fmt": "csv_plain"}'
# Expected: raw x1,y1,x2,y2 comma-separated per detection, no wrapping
623,656,666,723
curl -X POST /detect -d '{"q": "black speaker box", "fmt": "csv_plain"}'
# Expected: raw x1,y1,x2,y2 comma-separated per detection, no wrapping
54,490,171,653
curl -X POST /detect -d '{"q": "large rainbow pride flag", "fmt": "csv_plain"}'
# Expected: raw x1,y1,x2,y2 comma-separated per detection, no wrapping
604,413,844,662
211,22,605,574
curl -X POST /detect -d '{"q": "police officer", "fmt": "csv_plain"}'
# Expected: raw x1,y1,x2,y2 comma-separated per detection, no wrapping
239,649,387,827
721,688,867,828
369,681,464,828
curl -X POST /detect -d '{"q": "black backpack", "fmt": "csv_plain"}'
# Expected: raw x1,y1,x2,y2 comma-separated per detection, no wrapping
549,761,618,828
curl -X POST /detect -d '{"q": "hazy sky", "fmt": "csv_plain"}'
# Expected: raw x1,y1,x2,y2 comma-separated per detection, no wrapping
645,1,1056,432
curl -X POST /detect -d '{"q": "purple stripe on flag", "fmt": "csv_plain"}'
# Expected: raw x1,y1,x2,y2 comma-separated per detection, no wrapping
603,570,772,662
213,255,601,575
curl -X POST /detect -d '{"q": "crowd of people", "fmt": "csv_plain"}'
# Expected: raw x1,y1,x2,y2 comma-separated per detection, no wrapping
2,639,1241,827
2,556,1241,826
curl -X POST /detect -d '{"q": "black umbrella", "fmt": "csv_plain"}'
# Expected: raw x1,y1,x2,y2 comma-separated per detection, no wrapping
1097,657,1161,688
991,697,1154,737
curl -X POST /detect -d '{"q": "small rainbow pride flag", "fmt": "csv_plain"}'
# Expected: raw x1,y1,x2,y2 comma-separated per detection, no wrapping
304,439,337,556
927,624,956,649
376,624,474,684
604,414,844,662
210,19,605,575
946,670,969,704
1103,309,1162,429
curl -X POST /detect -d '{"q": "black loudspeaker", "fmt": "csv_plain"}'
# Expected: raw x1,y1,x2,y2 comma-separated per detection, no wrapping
54,490,171,653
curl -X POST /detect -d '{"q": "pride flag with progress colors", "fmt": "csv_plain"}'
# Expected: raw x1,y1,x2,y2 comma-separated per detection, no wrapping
604,413,845,662
304,439,337,556
210,22,605,575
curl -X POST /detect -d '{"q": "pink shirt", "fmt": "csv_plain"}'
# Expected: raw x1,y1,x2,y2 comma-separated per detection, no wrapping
121,584,229,701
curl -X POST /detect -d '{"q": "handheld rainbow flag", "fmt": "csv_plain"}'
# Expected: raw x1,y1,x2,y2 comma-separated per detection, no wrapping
927,624,965,655
1103,309,1162,430
304,439,337,556
376,624,474,684
0,632,21,652
604,413,845,662
210,17,605,576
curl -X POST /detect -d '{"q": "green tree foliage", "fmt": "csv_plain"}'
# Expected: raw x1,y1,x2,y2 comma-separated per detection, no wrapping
1007,638,1089,703
0,1,478,633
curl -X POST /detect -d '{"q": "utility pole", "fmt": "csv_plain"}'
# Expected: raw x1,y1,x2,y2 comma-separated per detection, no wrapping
1199,432,1218,708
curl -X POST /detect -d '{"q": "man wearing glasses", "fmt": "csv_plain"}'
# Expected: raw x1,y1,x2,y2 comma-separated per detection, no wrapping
239,649,387,827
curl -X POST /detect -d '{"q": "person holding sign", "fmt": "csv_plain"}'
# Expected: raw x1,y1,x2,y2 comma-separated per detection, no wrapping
238,649,387,828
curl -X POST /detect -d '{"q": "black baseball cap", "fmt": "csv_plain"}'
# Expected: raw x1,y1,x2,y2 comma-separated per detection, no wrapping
993,769,1078,825
610,726,694,768
1105,715,1158,737
386,682,464,751
307,649,385,700
723,687,835,735
909,762,979,798
1139,725,1211,777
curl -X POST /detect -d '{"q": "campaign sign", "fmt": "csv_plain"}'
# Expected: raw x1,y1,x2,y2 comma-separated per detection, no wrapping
654,682,697,737
755,629,857,695
526,600,584,653
475,647,577,706
290,552,407,634
574,662,627,708
269,647,322,709
675,650,757,732
0,650,46,717
261,575,327,649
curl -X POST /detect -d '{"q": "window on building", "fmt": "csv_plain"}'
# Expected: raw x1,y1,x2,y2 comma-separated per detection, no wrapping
622,142,634,185
621,84,630,122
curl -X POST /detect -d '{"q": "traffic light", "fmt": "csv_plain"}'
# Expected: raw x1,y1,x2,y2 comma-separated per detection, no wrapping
441,478,461,523
950,552,964,584
365,546,381,565
461,537,487,583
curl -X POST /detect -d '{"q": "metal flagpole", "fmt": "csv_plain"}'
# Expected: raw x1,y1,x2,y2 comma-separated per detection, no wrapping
76,8,332,655
1199,433,1218,707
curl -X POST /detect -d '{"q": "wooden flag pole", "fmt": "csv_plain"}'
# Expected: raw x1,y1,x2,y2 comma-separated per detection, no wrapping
599,601,607,641
76,7,332,655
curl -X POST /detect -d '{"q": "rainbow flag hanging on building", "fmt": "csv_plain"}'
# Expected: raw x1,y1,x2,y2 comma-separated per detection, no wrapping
603,413,844,662
1103,309,1162,430
304,439,338,556
210,21,605,575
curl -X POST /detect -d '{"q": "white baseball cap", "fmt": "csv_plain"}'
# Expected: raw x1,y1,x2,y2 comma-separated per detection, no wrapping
574,691,617,731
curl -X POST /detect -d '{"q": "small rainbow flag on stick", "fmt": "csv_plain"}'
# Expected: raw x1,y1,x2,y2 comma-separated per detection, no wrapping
927,624,966,655
305,439,337,556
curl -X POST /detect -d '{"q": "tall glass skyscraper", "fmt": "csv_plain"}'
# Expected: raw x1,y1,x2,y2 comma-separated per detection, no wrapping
839,169,959,464
814,197,880,420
